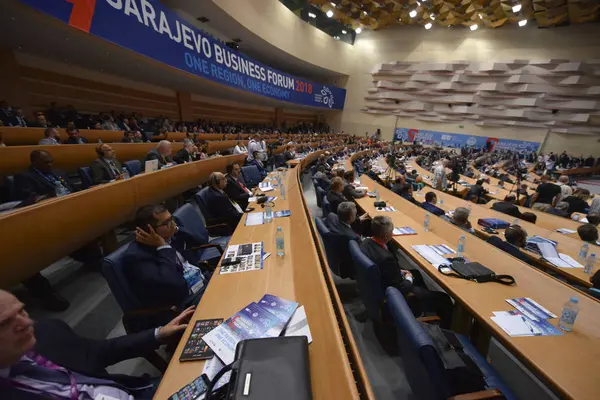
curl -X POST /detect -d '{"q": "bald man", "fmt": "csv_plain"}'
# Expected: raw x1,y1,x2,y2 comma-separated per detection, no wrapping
0,289,194,399
202,172,244,230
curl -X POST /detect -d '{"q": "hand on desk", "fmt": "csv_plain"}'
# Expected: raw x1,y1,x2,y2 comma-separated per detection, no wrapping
136,225,167,247
157,305,196,343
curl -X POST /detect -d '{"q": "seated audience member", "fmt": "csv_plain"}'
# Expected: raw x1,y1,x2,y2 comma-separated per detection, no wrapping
133,130,145,143
14,150,73,200
343,170,365,200
521,212,537,224
531,175,561,211
122,131,136,143
124,205,210,312
395,183,417,204
119,117,132,131
204,172,244,229
143,140,173,168
588,270,600,300
37,128,61,145
492,195,523,219
557,175,573,202
233,140,247,154
466,194,479,204
464,167,475,178
390,176,405,195
283,145,296,161
466,179,488,203
578,224,599,244
225,163,252,210
314,165,331,190
249,151,268,179
590,197,600,215
9,107,27,127
64,128,88,144
546,201,570,218
360,216,454,328
101,115,119,130
405,169,424,191
587,213,600,226
327,177,347,214
90,144,123,185
31,113,51,128
325,201,361,242
0,100,12,125
421,192,445,216
0,289,194,399
486,224,534,265
316,155,331,171
563,189,591,215
442,207,475,233
173,142,198,164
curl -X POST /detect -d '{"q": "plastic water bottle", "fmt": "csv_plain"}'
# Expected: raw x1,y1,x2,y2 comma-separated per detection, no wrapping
54,182,67,197
121,167,130,179
282,168,287,178
457,235,466,257
512,217,519,226
280,183,286,200
424,213,430,232
578,243,590,264
584,253,596,275
375,189,380,201
276,226,285,257
559,297,580,332
265,206,273,223
439,198,444,205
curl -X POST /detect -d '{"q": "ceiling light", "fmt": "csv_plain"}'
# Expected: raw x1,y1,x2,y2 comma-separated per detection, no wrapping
356,27,362,34
430,14,436,20
424,22,432,29
417,1,421,5
518,19,527,26
470,24,478,31
326,10,334,18
341,29,347,34
334,36,340,40
512,4,522,12
363,11,367,15
330,1,336,6
308,12,316,18
409,10,417,18
479,13,484,19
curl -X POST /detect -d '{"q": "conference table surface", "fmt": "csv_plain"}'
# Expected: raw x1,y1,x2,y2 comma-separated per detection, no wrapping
154,152,362,399
347,159,600,400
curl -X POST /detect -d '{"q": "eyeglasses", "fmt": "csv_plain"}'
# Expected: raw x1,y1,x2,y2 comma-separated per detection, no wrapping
155,218,175,228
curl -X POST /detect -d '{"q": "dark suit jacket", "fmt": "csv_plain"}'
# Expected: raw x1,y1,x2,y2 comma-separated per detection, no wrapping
343,182,364,201
224,174,250,210
546,207,570,218
325,213,360,241
467,184,487,200
143,149,172,168
360,238,414,295
90,158,123,185
123,241,192,309
173,148,197,164
283,151,295,161
421,201,445,216
491,201,522,218
203,186,243,229
486,236,533,265
65,136,89,144
0,319,157,399
326,190,347,214
14,167,74,201
249,159,268,178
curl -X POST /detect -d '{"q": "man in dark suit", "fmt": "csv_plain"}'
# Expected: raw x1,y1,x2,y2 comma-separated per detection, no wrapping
64,128,88,144
325,201,361,241
0,100,12,125
143,140,173,168
90,144,123,185
29,114,52,129
173,141,199,164
326,177,347,214
486,225,534,265
283,145,296,162
202,172,244,230
9,107,28,127
466,179,488,204
0,289,194,399
124,205,210,314
14,150,74,201
393,183,418,205
421,191,445,216
343,170,365,201
360,216,454,328
491,195,523,219
225,163,252,210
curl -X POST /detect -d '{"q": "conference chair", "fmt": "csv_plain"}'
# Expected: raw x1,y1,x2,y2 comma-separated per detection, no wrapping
124,159,142,176
272,154,286,168
322,196,332,218
241,165,262,188
101,245,173,372
315,217,356,279
2,176,15,202
386,287,516,400
194,187,236,236
349,240,385,322
315,186,326,209
310,166,317,176
78,166,93,189
172,203,229,263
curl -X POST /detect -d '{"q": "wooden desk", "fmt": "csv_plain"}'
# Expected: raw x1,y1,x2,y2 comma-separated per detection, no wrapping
154,150,365,400
348,165,600,400
0,154,246,288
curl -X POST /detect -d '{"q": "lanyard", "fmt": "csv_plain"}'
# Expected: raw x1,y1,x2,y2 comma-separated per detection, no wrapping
34,169,62,186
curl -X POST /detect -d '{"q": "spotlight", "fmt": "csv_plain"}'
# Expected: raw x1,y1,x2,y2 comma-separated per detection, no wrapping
518,19,527,26
512,4,522,12
326,10,334,18
330,1,336,6
363,11,367,15
409,10,417,18
308,12,316,18
470,24,478,31
424,22,432,29
334,36,340,40
356,27,362,34
341,29,347,34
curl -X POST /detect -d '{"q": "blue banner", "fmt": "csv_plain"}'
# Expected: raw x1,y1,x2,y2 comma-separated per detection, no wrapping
20,0,346,110
393,127,540,153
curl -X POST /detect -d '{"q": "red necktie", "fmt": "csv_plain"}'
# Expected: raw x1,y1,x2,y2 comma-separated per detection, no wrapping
237,177,248,192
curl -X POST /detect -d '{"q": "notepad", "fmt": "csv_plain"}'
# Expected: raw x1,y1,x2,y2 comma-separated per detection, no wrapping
556,228,576,234
412,245,451,268
393,227,417,236
258,182,274,192
245,212,264,226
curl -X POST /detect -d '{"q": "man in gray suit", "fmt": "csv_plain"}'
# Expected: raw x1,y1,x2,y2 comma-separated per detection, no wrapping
325,202,361,241
90,144,123,185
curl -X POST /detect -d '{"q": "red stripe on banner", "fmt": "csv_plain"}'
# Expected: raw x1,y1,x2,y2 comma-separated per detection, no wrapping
66,0,96,33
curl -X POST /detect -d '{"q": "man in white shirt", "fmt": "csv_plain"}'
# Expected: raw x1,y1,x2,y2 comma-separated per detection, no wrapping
233,140,248,155
556,175,573,202
37,128,61,145
247,135,262,161
432,160,448,190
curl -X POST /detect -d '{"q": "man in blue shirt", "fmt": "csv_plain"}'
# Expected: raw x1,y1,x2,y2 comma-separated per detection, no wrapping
420,191,446,216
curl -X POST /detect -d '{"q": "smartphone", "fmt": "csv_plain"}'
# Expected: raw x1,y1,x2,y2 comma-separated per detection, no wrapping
168,374,210,400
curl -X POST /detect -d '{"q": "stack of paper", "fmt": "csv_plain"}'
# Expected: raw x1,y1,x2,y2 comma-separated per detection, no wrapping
393,227,417,236
377,206,397,212
491,309,563,337
556,228,577,234
258,182,274,192
412,245,452,268
245,212,264,226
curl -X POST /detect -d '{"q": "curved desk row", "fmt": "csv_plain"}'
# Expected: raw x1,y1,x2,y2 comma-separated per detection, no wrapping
345,158,600,400
154,148,374,400
0,154,246,288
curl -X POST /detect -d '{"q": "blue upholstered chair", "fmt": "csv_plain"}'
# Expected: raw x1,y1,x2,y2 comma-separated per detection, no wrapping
315,186,326,209
194,187,235,236
315,217,355,279
322,195,332,218
78,167,93,189
124,159,142,176
349,240,385,322
241,165,262,188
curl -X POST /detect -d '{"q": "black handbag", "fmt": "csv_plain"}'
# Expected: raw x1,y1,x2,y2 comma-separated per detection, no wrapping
438,261,515,285
374,201,386,207
205,336,312,400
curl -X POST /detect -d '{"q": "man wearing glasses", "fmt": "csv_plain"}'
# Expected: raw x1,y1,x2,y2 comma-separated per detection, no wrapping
122,205,210,328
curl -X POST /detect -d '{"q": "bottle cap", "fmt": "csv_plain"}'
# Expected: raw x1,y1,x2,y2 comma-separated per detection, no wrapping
277,226,282,231
570,296,579,303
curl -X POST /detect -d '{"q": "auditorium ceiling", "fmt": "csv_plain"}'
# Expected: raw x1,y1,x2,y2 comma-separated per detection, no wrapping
309,0,600,30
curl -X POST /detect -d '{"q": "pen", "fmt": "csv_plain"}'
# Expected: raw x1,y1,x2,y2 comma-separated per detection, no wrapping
521,316,542,336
